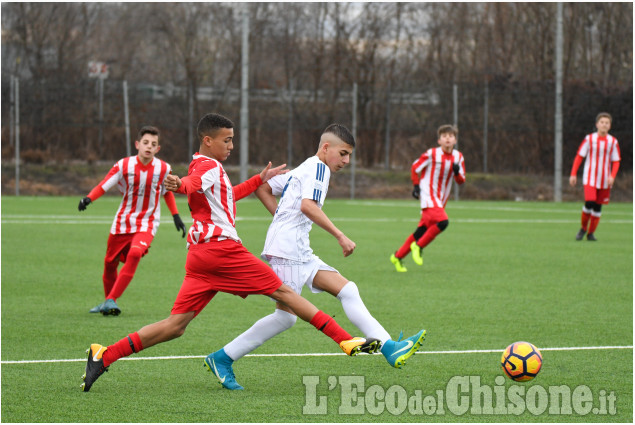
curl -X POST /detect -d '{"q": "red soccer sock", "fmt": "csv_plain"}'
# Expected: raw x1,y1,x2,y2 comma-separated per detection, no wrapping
106,251,142,300
588,216,600,234
102,332,143,367
310,311,352,344
581,211,591,231
102,263,119,298
395,235,416,259
416,225,442,249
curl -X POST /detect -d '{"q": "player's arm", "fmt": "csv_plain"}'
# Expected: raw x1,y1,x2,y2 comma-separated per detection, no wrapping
300,198,355,257
410,153,428,199
254,183,277,216
569,155,584,187
234,162,288,201
78,163,120,211
163,191,186,237
608,161,620,188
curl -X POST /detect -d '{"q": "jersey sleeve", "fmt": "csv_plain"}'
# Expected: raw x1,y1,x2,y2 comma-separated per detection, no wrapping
177,161,216,194
610,139,621,162
411,151,430,185
576,136,590,158
87,161,122,200
267,173,290,196
301,161,329,205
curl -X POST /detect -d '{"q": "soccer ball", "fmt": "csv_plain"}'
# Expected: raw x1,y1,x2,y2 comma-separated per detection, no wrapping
501,341,542,381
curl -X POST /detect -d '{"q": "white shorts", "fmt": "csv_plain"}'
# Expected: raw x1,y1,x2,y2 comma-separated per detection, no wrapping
267,255,338,295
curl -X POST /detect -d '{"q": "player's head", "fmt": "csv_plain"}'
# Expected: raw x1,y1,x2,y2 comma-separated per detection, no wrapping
317,124,355,173
595,112,612,135
197,113,235,161
437,124,458,153
135,125,161,164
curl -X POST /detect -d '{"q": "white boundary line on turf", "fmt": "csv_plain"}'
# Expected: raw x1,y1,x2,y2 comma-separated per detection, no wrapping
2,345,631,365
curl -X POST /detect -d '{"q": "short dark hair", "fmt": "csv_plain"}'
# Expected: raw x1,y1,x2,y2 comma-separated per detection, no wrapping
197,113,234,142
595,112,612,123
322,123,355,147
138,125,160,141
437,124,458,138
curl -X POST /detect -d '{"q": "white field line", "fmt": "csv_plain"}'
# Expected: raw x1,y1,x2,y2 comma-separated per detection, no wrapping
2,345,631,365
1,215,632,225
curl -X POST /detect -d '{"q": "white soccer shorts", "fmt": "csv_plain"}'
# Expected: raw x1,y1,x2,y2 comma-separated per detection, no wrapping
268,255,338,295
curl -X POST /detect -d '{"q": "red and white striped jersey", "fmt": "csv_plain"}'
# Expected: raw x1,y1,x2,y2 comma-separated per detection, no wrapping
576,132,621,189
411,147,465,209
97,156,171,235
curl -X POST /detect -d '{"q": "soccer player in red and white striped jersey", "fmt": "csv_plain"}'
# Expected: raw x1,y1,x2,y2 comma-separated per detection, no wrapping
80,113,378,393
569,112,621,241
78,126,186,316
390,124,465,272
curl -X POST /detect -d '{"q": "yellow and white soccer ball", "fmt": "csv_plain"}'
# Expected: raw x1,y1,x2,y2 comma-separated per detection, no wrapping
501,341,543,381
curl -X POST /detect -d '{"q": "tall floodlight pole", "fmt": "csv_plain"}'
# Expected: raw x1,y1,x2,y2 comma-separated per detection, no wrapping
554,2,564,202
483,78,489,173
240,6,250,182
123,80,131,157
350,83,358,200
453,83,459,201
14,77,20,196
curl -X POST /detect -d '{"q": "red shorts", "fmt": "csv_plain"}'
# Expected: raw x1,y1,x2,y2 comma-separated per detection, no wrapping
584,185,611,205
105,232,154,264
417,207,449,228
171,239,283,316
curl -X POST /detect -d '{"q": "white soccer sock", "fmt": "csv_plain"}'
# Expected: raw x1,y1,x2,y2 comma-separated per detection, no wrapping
223,309,297,361
337,281,391,343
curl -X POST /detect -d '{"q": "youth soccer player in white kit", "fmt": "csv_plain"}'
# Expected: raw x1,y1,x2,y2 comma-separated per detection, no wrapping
206,124,426,390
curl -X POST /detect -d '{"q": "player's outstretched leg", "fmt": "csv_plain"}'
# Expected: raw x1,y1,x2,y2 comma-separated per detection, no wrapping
81,344,109,392
389,254,408,272
380,329,426,368
204,349,244,390
340,337,381,356
409,242,423,266
100,298,121,316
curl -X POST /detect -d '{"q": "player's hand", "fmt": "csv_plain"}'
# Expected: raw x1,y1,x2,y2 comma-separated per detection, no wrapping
78,197,92,211
173,214,186,238
337,234,356,257
260,161,288,183
165,174,181,191
607,176,615,188
569,176,577,187
412,184,421,200
452,162,461,175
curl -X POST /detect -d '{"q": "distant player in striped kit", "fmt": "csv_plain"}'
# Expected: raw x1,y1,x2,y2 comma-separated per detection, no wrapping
80,114,378,393
569,112,621,241
208,124,426,389
78,126,187,316
390,124,465,272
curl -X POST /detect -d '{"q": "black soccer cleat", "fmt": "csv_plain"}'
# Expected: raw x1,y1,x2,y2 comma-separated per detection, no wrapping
81,344,109,392
586,233,597,241
575,228,586,241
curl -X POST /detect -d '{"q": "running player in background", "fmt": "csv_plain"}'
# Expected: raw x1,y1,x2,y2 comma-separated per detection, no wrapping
208,124,426,390
390,124,465,272
569,112,621,241
80,113,379,393
78,126,186,316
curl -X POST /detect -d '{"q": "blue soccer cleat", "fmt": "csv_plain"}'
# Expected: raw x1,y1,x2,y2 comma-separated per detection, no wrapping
381,329,426,368
204,349,244,390
100,298,121,316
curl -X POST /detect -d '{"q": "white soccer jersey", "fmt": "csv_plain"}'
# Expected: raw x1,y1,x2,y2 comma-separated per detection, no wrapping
576,132,621,189
184,154,241,245
97,156,171,236
412,147,465,209
262,156,330,262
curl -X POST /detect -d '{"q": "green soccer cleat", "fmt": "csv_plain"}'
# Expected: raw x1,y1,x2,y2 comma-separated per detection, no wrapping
100,299,121,316
204,349,244,390
410,241,423,266
389,254,407,272
381,329,426,368
89,302,104,313
80,343,109,392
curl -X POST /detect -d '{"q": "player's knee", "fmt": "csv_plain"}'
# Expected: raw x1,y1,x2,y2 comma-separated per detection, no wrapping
274,309,297,329
413,226,427,240
127,247,144,262
592,203,602,213
585,201,595,210
437,220,449,232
